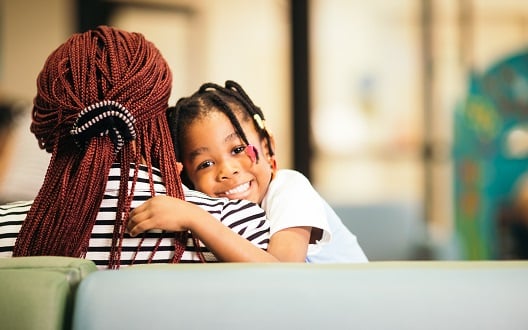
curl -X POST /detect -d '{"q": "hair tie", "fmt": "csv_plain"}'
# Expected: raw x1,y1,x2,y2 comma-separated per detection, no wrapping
70,100,136,153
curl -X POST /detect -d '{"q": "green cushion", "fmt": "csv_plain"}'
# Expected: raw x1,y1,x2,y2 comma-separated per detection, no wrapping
0,257,97,330
0,256,97,282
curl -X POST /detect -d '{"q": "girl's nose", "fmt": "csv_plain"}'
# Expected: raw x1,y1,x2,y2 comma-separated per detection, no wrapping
217,159,239,180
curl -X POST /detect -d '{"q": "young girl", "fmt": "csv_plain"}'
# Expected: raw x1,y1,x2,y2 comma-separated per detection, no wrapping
166,80,368,262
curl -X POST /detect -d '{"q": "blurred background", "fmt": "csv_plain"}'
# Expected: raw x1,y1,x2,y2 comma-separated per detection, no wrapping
1,0,528,261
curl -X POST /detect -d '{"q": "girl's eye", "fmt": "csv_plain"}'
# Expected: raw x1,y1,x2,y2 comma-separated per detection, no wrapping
232,145,247,155
197,160,214,170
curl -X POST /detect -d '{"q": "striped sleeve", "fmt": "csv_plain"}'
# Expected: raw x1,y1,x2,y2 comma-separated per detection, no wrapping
184,190,270,249
0,200,32,257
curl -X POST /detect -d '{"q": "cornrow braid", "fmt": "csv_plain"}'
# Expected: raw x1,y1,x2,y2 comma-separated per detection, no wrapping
168,80,274,187
13,25,186,269
224,80,274,158
200,82,252,146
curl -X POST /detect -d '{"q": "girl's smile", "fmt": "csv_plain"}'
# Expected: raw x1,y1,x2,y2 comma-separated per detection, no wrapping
219,180,252,198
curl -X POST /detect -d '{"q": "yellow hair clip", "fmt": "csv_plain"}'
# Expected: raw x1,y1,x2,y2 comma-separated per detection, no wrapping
253,114,266,130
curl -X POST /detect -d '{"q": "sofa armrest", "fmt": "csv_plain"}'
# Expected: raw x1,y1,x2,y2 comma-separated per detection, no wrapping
0,256,97,330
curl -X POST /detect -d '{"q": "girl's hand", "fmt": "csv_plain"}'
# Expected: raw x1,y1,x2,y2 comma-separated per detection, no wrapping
127,195,200,236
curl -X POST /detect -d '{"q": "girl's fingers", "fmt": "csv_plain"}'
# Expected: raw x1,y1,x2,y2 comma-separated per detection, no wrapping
128,208,147,234
130,201,146,216
128,218,150,237
128,224,140,237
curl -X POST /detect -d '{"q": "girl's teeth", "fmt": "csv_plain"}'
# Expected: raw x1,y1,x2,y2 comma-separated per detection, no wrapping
226,182,249,195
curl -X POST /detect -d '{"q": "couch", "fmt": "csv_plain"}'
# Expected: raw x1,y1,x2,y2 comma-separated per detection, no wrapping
1,258,527,330
71,261,528,330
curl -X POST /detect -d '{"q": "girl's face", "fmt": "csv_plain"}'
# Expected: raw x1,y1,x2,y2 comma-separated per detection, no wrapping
181,111,274,204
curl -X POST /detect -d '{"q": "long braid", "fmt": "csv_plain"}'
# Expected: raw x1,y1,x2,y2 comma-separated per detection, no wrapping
13,26,186,268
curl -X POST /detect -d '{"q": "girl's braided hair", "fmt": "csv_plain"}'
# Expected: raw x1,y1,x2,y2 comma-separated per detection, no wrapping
13,25,188,268
168,80,274,188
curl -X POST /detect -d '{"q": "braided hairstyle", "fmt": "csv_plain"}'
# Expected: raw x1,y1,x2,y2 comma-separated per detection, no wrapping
13,26,187,268
168,80,274,188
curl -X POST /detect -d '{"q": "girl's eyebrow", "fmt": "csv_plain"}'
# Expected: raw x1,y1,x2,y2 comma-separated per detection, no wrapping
188,131,240,162
225,132,240,143
188,147,208,162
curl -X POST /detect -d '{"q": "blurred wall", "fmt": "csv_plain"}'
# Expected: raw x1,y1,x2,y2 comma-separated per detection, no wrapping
0,0,73,200
1,0,74,99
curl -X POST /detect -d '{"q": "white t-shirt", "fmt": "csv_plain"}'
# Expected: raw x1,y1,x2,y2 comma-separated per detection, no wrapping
261,169,368,263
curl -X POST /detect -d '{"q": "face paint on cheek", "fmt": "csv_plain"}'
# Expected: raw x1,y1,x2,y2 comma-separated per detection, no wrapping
246,144,259,163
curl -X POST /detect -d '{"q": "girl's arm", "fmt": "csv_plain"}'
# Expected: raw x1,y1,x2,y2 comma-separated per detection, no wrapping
266,227,311,262
127,195,279,262
262,169,333,262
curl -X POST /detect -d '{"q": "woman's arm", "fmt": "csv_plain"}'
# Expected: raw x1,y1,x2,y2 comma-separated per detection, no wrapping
127,195,279,262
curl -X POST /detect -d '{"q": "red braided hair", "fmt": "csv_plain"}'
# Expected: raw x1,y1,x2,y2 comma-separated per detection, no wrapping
13,26,186,268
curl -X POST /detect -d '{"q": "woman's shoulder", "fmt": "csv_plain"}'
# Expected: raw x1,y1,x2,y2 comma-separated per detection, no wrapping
183,186,259,210
0,200,33,214
183,186,228,204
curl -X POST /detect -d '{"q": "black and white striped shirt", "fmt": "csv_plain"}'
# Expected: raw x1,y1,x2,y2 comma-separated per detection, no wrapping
0,164,270,268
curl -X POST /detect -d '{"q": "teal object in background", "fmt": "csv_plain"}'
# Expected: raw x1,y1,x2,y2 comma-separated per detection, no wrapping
454,49,528,259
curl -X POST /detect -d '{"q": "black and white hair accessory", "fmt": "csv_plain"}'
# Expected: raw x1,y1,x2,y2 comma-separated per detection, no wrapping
70,100,136,153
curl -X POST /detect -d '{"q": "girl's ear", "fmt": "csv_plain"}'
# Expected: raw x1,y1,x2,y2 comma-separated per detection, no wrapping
176,162,183,175
265,133,278,174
